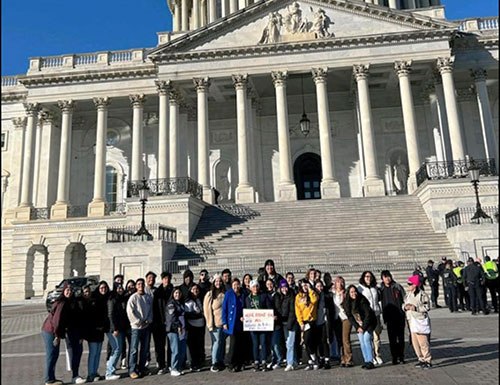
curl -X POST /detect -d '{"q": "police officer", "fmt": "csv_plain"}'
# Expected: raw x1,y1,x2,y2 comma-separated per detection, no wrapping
425,260,441,308
453,261,469,311
442,260,458,313
482,256,499,313
437,257,448,306
464,257,489,315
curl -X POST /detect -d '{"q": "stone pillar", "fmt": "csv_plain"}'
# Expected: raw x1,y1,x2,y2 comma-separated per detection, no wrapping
209,0,216,23
130,94,146,182
232,74,255,203
433,128,445,162
182,0,189,30
353,64,385,196
221,0,228,17
271,71,297,201
312,68,341,199
433,75,452,162
51,100,75,219
173,0,181,31
88,97,110,217
394,60,421,193
156,81,171,180
192,0,200,30
389,0,398,8
194,77,214,203
31,113,44,207
471,68,499,170
200,0,207,26
229,0,238,13
169,90,181,178
17,103,40,219
238,0,246,10
437,57,466,161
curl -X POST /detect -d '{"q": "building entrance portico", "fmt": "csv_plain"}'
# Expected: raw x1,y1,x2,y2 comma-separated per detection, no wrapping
294,152,322,200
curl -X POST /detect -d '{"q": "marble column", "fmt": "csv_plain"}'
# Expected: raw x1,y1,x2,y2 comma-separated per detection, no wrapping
437,57,466,161
156,81,171,180
192,0,200,30
232,74,255,203
229,0,238,13
201,0,207,26
17,103,40,218
31,113,44,207
471,68,499,170
238,0,247,10
130,94,146,182
312,68,341,199
389,0,398,8
169,90,181,178
173,0,181,31
394,60,421,193
353,64,385,196
271,71,297,201
194,77,214,203
51,100,75,219
182,0,189,30
221,0,228,17
88,97,110,217
209,0,216,23
9,117,27,209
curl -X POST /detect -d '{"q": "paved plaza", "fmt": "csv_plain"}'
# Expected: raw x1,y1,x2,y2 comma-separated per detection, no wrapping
1,301,498,385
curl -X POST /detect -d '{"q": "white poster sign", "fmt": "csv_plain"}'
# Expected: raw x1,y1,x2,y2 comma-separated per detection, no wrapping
243,309,274,332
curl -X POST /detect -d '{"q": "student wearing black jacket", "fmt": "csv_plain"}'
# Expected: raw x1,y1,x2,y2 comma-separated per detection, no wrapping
185,284,206,372
166,288,186,377
152,272,174,374
106,282,128,380
315,280,335,369
64,288,85,384
344,285,377,370
274,280,299,371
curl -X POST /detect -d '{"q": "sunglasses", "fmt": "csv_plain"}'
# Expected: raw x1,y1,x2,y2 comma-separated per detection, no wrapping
407,282,414,286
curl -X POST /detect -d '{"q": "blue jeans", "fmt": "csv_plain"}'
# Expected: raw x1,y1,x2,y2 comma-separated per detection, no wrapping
284,328,297,366
357,331,374,364
66,329,83,378
271,327,283,364
87,341,103,380
250,331,267,364
167,332,187,371
106,332,124,376
129,328,150,375
209,328,226,366
42,331,60,383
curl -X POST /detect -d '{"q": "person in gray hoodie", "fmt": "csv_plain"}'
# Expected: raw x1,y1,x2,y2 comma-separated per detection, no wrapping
126,278,153,379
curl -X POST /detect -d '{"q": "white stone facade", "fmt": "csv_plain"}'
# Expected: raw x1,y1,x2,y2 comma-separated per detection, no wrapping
1,0,499,301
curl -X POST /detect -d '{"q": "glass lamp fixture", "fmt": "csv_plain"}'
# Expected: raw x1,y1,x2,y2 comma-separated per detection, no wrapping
299,74,311,137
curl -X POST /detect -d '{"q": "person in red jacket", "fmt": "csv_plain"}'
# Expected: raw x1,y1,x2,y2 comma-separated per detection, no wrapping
41,283,72,385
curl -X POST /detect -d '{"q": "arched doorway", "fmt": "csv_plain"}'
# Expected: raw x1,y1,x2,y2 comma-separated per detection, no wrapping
64,243,87,278
293,153,322,200
25,245,49,299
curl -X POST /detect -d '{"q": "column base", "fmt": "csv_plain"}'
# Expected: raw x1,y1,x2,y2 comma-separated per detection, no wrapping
14,206,32,221
407,175,418,195
2,209,16,225
203,186,214,205
51,202,69,219
321,180,341,199
235,185,255,204
363,178,386,197
277,183,297,202
88,200,106,217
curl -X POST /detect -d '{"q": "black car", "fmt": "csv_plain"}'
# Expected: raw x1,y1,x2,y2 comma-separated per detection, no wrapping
45,276,99,312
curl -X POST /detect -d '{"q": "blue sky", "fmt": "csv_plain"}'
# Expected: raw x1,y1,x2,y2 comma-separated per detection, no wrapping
1,0,498,76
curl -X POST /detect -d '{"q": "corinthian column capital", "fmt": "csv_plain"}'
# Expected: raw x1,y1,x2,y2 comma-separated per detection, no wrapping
11,117,27,129
232,74,249,90
155,80,172,95
129,94,147,107
353,64,370,81
57,100,75,112
23,102,41,116
168,89,182,104
311,68,328,84
271,71,288,87
471,68,487,81
394,60,412,76
93,97,111,109
436,57,454,74
39,109,55,125
193,77,211,92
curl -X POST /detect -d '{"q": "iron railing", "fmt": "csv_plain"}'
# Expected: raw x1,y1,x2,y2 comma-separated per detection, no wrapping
416,158,497,187
106,224,177,243
127,177,203,200
445,206,498,229
30,207,50,220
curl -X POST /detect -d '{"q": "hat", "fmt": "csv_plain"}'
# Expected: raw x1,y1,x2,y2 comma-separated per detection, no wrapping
407,275,420,287
279,279,288,289
249,280,259,288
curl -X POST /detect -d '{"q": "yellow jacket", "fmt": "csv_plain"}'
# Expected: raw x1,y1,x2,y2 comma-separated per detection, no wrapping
295,290,319,326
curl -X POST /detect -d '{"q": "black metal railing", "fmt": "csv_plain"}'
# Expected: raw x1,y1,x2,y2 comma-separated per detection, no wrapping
127,177,203,200
105,202,127,216
445,206,498,229
416,158,497,187
30,207,50,220
106,223,177,243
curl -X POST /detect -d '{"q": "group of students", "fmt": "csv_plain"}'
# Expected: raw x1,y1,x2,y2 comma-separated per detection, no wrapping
42,259,435,385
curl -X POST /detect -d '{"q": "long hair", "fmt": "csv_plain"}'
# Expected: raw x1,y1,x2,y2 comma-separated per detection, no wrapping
333,276,346,291
345,284,360,315
210,275,225,298
305,268,316,281
359,271,377,287
242,274,253,289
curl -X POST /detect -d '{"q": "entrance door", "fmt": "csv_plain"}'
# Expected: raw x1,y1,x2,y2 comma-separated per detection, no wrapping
293,153,322,200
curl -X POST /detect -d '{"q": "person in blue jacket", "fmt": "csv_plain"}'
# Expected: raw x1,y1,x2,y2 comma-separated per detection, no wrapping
222,278,246,372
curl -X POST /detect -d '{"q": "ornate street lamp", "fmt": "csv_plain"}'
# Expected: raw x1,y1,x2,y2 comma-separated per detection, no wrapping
135,178,153,239
468,158,491,222
299,74,311,136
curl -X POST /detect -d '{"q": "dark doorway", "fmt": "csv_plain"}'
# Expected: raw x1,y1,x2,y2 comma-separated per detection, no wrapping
294,153,322,200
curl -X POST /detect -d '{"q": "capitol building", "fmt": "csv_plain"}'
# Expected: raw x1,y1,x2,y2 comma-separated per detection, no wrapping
1,0,499,302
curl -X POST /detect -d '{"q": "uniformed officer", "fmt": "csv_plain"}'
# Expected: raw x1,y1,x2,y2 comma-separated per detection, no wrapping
464,258,489,315
425,260,441,308
453,261,469,311
482,256,499,313
442,260,458,313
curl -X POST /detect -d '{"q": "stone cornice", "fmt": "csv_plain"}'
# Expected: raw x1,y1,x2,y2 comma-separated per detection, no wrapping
17,65,157,87
1,91,27,103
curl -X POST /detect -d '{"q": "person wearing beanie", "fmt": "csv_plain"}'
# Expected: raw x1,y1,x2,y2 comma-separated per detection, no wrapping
258,259,285,291
178,269,194,302
403,275,432,369
274,279,299,371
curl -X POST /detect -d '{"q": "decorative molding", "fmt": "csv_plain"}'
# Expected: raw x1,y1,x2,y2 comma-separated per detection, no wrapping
436,56,454,74
210,129,235,145
394,60,412,76
353,64,370,81
155,79,172,95
193,77,211,92
93,97,111,109
168,89,182,104
456,87,476,102
39,110,55,125
11,117,27,129
311,67,328,84
471,68,487,82
129,94,147,107
381,117,404,133
23,102,41,116
271,71,288,87
57,100,75,112
232,74,249,89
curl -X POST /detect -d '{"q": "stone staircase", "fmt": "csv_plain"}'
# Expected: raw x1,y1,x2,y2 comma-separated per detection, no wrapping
169,195,458,280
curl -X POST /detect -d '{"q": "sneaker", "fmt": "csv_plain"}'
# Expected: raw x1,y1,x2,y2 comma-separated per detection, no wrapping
415,362,425,368
363,362,374,370
284,364,294,372
145,361,150,368
105,374,120,381
376,357,383,365
323,360,331,370
423,362,433,370
271,363,280,370
210,365,220,373
47,381,63,385
170,370,182,377
191,367,201,372
157,368,166,375
121,358,127,370
130,372,140,380
252,362,260,372
72,376,86,384
304,364,313,371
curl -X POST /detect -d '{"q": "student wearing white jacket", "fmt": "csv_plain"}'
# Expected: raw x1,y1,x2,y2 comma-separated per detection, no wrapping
357,271,383,365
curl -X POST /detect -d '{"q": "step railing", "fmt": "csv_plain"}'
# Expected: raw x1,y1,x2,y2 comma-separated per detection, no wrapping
127,177,203,200
106,223,177,243
445,206,498,229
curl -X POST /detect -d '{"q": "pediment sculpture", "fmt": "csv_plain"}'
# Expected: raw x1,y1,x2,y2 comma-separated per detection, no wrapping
259,2,334,45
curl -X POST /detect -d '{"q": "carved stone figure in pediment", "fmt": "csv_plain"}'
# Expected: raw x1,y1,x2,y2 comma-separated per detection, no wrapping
312,8,334,38
259,12,283,44
285,2,310,34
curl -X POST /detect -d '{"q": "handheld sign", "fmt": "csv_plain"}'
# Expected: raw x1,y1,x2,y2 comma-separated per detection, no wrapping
243,309,274,332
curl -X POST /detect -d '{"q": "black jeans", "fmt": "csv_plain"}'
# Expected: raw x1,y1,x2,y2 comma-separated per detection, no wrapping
66,329,83,379
226,329,245,369
485,279,499,311
430,282,439,306
303,323,319,363
445,285,458,312
152,325,171,370
386,317,405,361
468,283,486,313
187,325,205,369
316,322,330,360
457,283,469,310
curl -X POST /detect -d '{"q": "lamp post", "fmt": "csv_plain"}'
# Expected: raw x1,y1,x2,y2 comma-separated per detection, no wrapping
468,158,491,222
299,74,311,136
135,178,153,239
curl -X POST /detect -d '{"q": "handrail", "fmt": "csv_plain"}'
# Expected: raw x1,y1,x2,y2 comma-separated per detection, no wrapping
106,223,177,243
127,177,203,200
445,206,498,228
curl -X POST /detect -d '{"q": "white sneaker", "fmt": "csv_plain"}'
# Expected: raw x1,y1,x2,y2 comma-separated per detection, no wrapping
105,374,120,381
72,376,86,384
284,365,294,372
170,370,182,377
313,364,319,370
272,363,280,370
376,357,383,365
121,358,127,370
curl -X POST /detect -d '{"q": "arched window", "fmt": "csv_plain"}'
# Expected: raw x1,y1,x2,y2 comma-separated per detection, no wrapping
106,166,118,211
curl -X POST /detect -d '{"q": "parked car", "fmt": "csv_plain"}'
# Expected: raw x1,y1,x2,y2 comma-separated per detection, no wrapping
45,276,99,312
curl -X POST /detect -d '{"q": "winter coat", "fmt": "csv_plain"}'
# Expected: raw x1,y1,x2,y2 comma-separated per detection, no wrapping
403,290,430,322
380,282,406,324
245,292,272,311
295,290,319,327
184,297,205,328
274,291,298,331
165,299,185,333
81,295,108,342
425,266,440,286
152,284,173,328
203,290,225,331
257,272,285,291
442,268,457,287
357,284,382,316
107,293,129,333
464,263,486,286
221,289,245,335
42,298,69,338
345,295,377,333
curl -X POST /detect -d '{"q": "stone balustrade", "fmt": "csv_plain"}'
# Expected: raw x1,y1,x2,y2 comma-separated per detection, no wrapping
1,75,19,87
458,17,499,32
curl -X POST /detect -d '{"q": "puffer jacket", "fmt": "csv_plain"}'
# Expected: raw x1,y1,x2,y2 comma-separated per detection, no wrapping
403,290,430,321
274,291,298,331
357,284,381,316
165,299,185,333
203,290,225,331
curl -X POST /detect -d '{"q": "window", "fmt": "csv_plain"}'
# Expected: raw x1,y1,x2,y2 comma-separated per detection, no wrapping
106,166,118,211
1,132,7,151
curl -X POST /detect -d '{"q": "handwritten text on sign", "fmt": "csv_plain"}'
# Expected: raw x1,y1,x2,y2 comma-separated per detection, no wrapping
243,309,274,332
